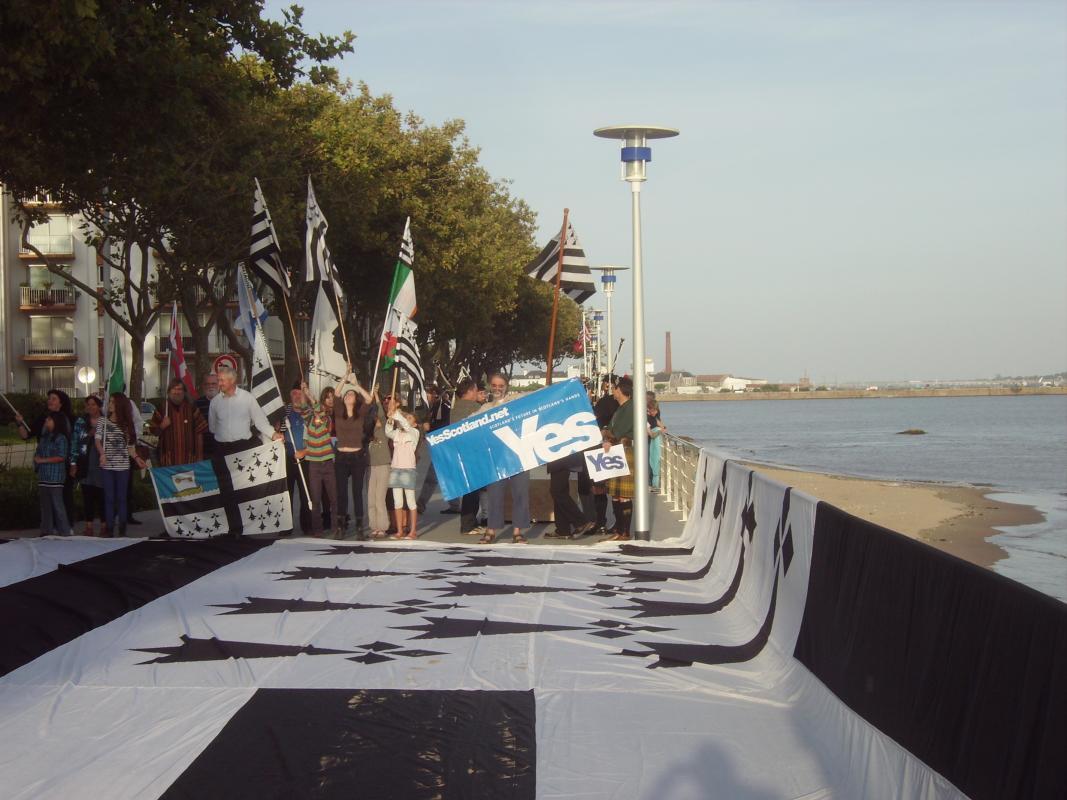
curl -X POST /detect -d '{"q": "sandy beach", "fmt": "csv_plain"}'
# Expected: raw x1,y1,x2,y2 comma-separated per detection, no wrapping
748,464,1045,568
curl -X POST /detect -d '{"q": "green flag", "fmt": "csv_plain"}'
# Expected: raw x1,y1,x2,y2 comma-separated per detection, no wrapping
107,335,125,395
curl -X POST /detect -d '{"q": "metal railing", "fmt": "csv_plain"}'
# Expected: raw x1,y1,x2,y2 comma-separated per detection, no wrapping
19,286,77,307
660,432,702,522
23,338,77,357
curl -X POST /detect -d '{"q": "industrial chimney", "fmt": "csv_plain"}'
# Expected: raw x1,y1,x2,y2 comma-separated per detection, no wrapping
665,331,672,375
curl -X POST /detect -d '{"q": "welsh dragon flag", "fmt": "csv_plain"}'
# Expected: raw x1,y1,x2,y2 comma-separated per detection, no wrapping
379,217,416,370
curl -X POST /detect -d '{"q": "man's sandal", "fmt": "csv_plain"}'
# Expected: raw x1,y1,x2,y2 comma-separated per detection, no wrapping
512,533,528,545
478,532,495,545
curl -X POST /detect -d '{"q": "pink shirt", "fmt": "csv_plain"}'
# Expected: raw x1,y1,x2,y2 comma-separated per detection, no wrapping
385,413,419,469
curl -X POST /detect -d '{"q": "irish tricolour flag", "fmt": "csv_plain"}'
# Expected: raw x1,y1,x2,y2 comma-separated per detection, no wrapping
380,217,416,369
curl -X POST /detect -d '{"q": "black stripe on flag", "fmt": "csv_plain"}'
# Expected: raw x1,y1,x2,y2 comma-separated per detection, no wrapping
161,689,535,799
0,538,270,677
525,223,596,305
160,475,289,520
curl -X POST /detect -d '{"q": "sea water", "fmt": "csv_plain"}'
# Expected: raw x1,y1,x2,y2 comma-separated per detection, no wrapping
664,395,1067,602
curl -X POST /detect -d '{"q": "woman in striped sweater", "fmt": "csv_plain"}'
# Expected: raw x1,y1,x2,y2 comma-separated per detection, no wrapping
300,382,339,538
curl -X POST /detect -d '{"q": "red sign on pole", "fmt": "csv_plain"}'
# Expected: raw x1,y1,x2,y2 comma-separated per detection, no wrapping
213,354,239,376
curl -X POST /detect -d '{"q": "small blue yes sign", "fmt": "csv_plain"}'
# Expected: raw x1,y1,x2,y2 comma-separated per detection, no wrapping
584,444,631,483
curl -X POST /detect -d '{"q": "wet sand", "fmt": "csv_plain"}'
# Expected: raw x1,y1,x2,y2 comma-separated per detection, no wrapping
749,464,1045,568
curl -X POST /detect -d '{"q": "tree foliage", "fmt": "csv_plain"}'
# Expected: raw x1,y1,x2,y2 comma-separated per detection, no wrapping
0,3,580,394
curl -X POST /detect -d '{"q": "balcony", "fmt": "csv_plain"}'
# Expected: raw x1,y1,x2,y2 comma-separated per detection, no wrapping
19,236,75,259
19,286,77,311
23,338,77,361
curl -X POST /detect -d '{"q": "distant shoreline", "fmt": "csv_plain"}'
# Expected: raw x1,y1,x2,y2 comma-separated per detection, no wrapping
656,386,1066,402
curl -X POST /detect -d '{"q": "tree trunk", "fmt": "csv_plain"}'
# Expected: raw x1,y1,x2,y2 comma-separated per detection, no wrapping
128,334,146,404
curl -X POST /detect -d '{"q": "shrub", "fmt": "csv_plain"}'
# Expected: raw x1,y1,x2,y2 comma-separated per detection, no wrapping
0,468,157,530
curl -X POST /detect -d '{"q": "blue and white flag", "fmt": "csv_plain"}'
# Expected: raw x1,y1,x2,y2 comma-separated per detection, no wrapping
235,266,269,345
427,378,600,500
149,440,292,538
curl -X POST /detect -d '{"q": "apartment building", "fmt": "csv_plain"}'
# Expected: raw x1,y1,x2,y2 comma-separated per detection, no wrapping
0,190,284,400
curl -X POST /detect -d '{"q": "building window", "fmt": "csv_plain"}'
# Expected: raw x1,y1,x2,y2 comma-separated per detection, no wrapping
29,366,75,394
23,214,74,255
29,316,75,354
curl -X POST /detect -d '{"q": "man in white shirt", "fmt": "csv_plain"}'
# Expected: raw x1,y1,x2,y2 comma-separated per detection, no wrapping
209,366,283,456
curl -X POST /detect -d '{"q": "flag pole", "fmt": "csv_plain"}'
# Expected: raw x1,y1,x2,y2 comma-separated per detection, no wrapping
240,266,311,510
166,304,174,419
0,391,31,431
278,292,305,379
544,208,569,386
328,288,353,369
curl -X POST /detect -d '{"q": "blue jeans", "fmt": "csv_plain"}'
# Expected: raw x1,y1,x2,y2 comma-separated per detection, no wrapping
102,469,130,528
487,471,530,532
39,485,70,535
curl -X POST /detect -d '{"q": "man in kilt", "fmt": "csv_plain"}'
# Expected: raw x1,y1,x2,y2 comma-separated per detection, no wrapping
601,375,635,541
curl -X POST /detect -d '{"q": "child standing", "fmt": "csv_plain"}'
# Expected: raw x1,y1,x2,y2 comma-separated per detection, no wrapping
385,399,420,540
36,411,71,536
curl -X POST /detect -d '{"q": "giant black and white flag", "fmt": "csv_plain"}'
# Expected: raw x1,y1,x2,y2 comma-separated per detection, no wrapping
392,312,427,406
249,178,291,297
305,177,343,299
526,220,596,305
146,440,292,538
2,448,1062,799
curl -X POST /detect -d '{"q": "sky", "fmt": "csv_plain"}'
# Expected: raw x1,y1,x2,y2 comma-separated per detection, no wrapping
274,0,1066,383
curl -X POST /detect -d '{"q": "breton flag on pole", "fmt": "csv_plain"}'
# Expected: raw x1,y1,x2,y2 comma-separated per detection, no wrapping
379,217,417,368
241,266,286,430
168,305,197,398
393,313,427,406
249,178,291,298
525,220,596,305
305,177,343,299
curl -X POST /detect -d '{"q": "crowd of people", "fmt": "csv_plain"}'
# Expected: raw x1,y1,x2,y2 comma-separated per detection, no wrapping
13,370,667,542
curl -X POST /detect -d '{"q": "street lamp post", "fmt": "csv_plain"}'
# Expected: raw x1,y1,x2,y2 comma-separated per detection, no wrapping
590,266,628,379
594,124,678,541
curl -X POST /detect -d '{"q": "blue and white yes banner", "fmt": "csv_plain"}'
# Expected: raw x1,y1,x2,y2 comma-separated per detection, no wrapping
428,378,600,500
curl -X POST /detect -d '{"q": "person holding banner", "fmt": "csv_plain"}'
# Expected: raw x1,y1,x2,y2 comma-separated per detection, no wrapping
448,378,485,537
478,373,529,545
209,366,283,455
365,390,393,540
149,379,207,466
602,375,635,541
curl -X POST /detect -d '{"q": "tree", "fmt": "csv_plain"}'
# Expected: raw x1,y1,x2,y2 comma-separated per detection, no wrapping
1,3,352,398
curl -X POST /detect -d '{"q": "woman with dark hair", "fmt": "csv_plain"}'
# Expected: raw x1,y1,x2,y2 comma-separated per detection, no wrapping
16,388,76,523
95,392,146,537
70,395,106,535
333,372,372,538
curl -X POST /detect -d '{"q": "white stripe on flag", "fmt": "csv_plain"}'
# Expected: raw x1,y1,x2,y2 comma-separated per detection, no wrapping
250,178,290,296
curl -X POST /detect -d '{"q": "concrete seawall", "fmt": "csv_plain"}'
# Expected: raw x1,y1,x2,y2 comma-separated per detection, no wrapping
656,387,1067,402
